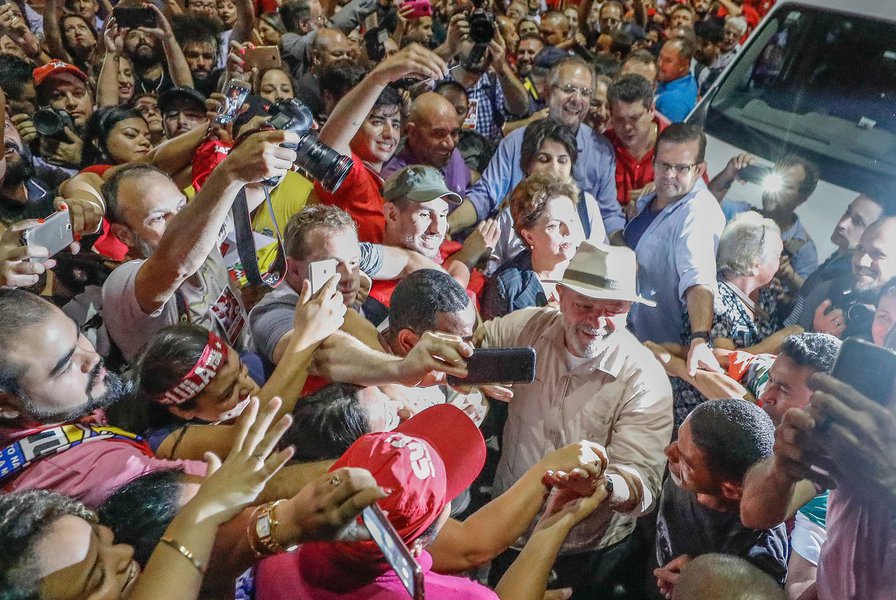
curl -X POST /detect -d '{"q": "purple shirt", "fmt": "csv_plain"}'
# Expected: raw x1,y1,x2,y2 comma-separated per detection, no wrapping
255,544,498,600
816,483,896,600
382,144,471,202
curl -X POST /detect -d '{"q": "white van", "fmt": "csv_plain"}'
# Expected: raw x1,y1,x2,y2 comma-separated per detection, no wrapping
688,0,895,260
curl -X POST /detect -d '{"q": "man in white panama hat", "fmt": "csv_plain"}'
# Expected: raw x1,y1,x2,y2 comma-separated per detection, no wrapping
476,240,673,596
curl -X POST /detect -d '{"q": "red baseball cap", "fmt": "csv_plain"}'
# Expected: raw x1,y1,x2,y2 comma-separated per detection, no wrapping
331,404,486,543
33,61,88,87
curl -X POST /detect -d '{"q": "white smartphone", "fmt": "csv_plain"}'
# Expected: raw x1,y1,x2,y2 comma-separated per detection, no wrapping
308,258,338,295
20,210,73,262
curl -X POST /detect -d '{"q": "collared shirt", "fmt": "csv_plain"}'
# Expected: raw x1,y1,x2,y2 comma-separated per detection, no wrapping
626,181,725,344
479,308,673,553
656,74,698,123
722,199,819,278
382,144,471,199
466,122,624,234
603,115,670,206
447,71,517,142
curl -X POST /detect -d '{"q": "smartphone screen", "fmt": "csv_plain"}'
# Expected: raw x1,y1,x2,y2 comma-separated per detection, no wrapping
830,337,896,406
308,258,338,295
362,504,425,600
113,6,156,29
216,80,252,125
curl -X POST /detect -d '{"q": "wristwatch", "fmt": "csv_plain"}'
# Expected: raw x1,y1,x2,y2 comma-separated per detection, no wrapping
689,331,712,345
253,500,298,555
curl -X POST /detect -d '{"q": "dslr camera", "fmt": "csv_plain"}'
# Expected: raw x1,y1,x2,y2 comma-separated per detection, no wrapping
33,108,75,141
263,99,353,192
828,287,876,333
464,0,495,70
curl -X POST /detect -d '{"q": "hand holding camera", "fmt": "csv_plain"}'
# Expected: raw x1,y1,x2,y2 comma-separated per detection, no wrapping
224,129,301,185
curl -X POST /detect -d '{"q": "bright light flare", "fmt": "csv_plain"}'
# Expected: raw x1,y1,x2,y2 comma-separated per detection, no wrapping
762,173,785,194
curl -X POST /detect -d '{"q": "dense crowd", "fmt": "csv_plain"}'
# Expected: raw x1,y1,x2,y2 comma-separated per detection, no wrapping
0,0,893,599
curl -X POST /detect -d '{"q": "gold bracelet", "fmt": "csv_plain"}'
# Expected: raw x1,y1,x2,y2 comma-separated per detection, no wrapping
246,504,268,557
160,536,206,574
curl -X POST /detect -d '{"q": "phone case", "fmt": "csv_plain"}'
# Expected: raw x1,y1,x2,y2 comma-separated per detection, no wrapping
244,46,282,71
831,338,896,406
216,80,252,124
20,211,74,262
446,347,537,385
362,504,425,599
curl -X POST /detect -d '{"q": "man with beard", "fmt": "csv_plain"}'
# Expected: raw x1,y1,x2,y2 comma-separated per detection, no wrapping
0,112,53,226
515,33,545,109
451,56,622,240
785,217,896,340
31,61,94,171
158,87,208,140
101,130,299,362
172,14,225,97
0,289,208,507
121,3,194,95
693,20,724,95
382,92,470,198
479,241,673,594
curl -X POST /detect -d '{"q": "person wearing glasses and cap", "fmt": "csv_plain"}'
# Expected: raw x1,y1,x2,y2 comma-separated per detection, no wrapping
477,240,674,595
624,123,726,380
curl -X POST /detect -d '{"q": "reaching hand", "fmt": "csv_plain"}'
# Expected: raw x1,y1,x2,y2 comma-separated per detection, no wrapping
812,300,846,337
0,219,73,288
540,440,608,480
654,554,693,599
536,476,610,531
487,25,508,66
444,13,470,56
39,127,83,167
686,339,722,377
11,114,37,145
187,397,294,525
139,2,174,41
223,129,299,184
293,275,347,348
725,152,756,182
103,17,127,55
462,218,500,264
56,196,103,237
371,43,448,86
397,330,473,386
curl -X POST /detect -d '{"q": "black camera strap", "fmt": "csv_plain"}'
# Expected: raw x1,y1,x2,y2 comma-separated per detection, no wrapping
232,185,285,288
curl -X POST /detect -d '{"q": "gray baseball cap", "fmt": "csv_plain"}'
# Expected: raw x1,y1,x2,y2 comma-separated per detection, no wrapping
383,165,462,205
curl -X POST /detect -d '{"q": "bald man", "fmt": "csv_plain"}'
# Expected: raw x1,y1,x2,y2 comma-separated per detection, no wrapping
295,27,354,118
381,92,471,197
672,554,786,600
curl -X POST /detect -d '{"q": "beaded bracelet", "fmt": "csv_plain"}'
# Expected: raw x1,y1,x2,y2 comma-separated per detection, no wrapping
160,536,207,574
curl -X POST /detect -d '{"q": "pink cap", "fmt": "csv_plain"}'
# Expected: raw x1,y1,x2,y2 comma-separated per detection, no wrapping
331,404,486,543
33,61,88,87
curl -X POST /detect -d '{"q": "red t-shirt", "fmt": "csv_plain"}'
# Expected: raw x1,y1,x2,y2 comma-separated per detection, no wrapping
313,153,385,243
604,115,670,206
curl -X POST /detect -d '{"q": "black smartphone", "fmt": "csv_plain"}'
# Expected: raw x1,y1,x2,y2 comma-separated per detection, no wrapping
738,163,772,185
113,6,157,29
446,347,537,386
362,504,425,600
830,337,896,406
20,210,73,262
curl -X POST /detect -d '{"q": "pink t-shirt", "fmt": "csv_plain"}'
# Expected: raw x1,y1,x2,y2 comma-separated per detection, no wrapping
255,544,499,600
2,428,206,508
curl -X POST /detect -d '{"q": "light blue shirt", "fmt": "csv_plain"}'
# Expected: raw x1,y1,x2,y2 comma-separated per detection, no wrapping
722,199,819,279
466,122,624,234
627,181,726,344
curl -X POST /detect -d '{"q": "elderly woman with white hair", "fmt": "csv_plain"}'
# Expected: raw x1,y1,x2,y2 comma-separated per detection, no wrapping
671,211,803,424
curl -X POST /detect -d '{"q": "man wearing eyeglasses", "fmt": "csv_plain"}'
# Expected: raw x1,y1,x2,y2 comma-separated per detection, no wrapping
624,123,726,379
451,55,623,241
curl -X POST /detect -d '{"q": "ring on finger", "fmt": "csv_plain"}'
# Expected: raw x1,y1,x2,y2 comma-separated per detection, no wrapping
329,475,341,487
252,453,265,464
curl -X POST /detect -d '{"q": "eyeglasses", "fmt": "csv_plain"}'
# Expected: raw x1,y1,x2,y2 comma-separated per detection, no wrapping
653,160,698,175
552,84,595,99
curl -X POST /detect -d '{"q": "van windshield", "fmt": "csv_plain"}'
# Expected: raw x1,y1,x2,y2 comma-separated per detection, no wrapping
696,5,896,192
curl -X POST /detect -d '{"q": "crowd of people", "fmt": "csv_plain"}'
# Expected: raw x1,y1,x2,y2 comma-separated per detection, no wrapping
0,0,893,599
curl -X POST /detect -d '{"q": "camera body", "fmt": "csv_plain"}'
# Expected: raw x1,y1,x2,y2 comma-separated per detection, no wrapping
33,107,75,141
463,0,494,70
263,99,353,192
828,287,876,332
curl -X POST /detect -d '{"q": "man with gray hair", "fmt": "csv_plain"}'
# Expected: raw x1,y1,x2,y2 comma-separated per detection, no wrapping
714,15,748,73
451,56,623,240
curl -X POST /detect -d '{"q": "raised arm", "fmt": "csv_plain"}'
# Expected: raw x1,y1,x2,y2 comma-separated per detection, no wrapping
430,441,607,573
133,130,299,315
318,43,447,157
489,28,530,118
228,0,255,44
43,0,71,62
97,21,126,107
145,3,194,88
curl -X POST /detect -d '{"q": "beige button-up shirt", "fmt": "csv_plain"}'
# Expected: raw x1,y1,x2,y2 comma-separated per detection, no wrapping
479,307,673,553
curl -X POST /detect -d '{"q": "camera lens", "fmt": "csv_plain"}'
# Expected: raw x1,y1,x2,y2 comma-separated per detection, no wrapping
294,134,353,192
33,108,65,138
